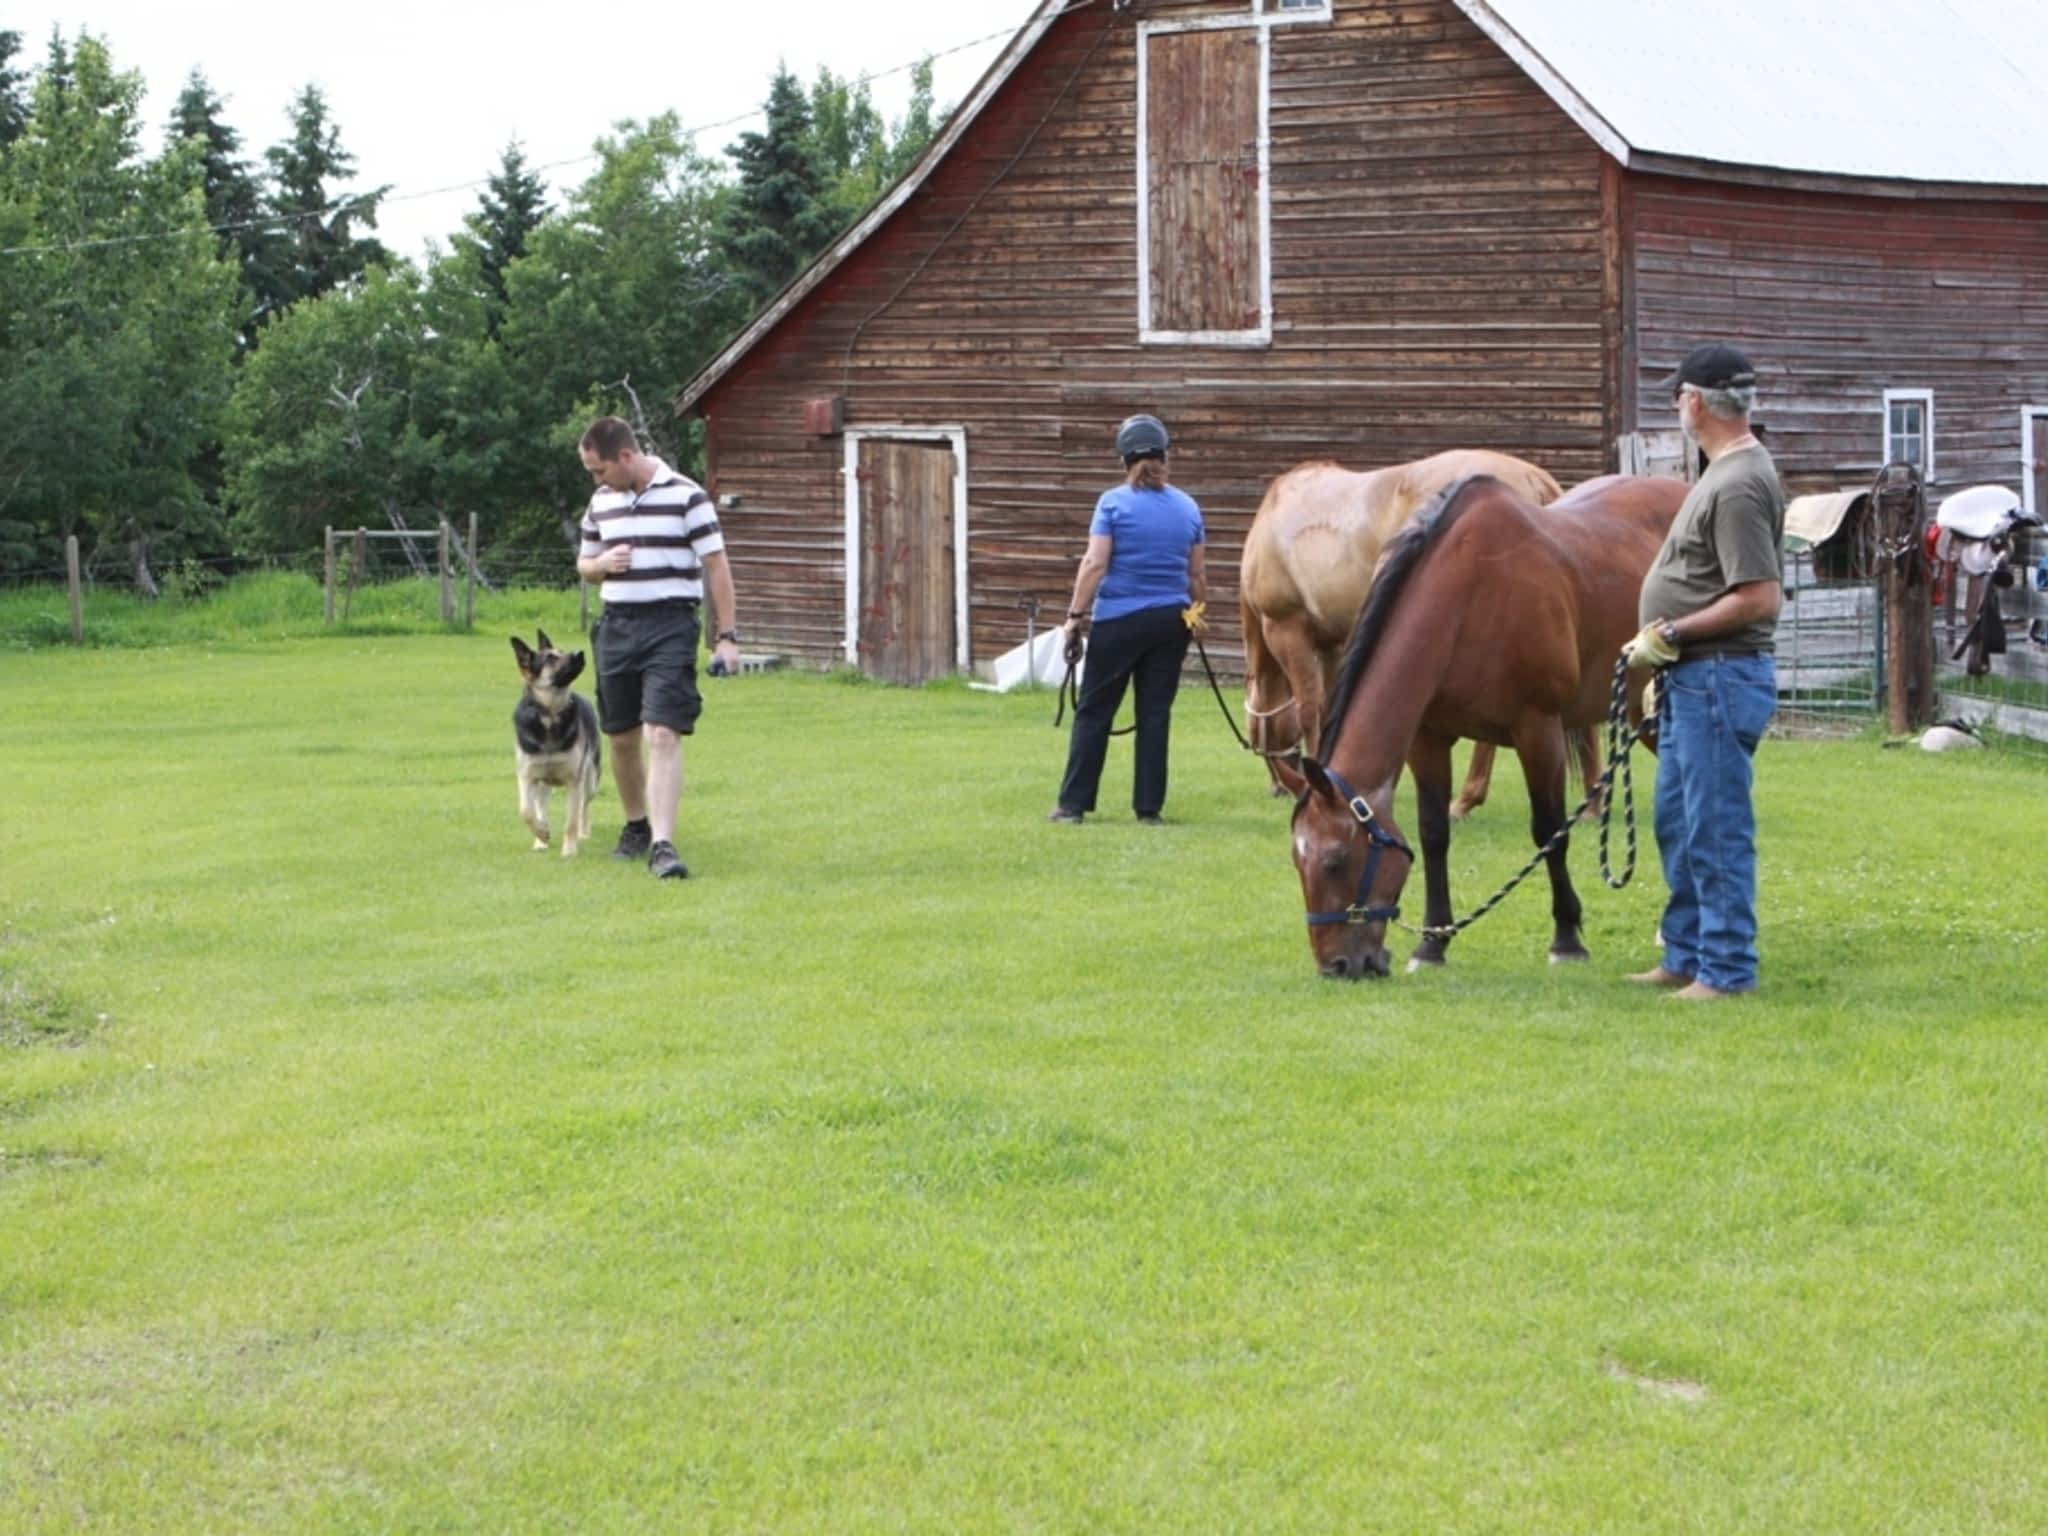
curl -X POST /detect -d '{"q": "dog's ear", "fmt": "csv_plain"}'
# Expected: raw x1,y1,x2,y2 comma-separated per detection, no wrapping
557,651,586,686
535,628,555,653
510,636,537,675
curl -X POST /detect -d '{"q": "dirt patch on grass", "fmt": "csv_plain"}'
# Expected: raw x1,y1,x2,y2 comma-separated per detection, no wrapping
0,971,95,1050
0,1145,101,1179
1605,1359,1711,1404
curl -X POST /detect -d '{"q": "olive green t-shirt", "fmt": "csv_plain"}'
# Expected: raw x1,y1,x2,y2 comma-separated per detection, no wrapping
1637,443,1787,655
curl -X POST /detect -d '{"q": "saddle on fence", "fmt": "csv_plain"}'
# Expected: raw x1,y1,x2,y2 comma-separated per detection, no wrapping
1934,486,2042,675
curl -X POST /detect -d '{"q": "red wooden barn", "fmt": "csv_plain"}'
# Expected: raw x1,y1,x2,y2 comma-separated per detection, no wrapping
677,0,2048,681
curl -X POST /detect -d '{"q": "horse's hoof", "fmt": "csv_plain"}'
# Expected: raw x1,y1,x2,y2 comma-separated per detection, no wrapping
1548,948,1591,966
1406,953,1447,974
1447,802,1474,822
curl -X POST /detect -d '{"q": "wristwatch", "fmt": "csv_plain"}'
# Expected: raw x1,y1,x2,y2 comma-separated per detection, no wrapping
1657,619,1681,648
716,628,740,645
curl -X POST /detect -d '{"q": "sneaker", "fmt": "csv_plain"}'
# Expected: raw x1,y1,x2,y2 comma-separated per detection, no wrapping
647,840,689,880
1046,807,1084,824
612,821,653,861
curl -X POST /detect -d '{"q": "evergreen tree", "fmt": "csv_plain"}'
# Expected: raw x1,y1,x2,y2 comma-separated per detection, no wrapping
0,30,29,149
721,65,836,310
472,140,548,333
253,84,389,326
167,69,265,348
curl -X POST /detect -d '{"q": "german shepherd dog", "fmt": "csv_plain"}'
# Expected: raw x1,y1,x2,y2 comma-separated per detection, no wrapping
511,630,601,855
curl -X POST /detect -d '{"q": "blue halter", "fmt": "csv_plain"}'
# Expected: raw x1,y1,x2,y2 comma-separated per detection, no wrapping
1303,766,1414,928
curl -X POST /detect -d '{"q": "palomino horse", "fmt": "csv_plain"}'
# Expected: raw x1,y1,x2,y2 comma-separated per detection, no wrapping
1280,473,1687,980
1239,449,1597,814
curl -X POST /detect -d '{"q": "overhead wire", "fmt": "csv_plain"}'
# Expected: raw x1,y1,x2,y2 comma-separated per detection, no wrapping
0,1,1104,261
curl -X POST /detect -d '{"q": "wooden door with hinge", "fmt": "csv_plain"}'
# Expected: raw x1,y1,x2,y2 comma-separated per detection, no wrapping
856,437,956,683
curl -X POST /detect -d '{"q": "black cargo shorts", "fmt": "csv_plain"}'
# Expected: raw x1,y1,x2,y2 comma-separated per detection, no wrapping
594,600,703,736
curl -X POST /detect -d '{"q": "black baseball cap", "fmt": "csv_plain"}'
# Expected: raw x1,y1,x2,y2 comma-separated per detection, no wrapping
1662,342,1758,396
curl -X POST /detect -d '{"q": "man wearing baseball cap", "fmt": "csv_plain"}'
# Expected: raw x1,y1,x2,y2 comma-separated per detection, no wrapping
1619,343,1786,999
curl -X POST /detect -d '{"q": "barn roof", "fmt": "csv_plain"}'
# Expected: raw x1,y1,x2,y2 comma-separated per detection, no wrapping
1452,0,2048,190
679,0,2048,415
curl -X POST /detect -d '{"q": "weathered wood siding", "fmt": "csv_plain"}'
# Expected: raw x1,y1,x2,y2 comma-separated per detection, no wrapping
1627,172,2048,499
697,0,1611,670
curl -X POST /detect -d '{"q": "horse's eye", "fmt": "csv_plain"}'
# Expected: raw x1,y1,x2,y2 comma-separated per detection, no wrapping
1320,850,1349,876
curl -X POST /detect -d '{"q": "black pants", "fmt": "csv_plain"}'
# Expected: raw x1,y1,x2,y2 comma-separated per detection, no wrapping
1057,603,1191,817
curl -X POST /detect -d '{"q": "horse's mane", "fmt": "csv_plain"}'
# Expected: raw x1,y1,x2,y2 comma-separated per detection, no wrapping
1318,474,1495,748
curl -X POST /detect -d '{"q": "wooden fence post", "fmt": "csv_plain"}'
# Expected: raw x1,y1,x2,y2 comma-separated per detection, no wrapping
1876,465,1936,734
464,513,478,629
323,526,336,626
65,535,83,645
343,527,367,623
438,520,453,623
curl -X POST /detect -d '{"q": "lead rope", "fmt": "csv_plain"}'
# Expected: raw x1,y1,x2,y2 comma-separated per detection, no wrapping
1050,629,1257,749
1398,657,1656,942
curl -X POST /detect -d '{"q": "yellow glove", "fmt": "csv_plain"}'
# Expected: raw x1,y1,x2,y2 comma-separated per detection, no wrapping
1621,620,1679,669
1182,601,1208,635
1641,674,1661,719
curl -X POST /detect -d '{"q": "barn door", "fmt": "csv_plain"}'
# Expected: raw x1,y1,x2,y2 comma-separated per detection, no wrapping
856,438,957,683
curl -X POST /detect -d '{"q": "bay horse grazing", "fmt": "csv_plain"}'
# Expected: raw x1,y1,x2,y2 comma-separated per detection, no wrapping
1239,450,1595,814
1282,473,1687,980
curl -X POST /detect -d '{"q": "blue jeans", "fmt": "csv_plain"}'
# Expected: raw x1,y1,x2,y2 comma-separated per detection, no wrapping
1653,651,1776,992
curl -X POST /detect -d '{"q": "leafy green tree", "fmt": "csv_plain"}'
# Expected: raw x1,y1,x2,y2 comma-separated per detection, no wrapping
721,65,836,311
807,66,889,228
224,263,429,555
0,31,240,585
491,115,745,554
252,85,389,326
0,30,30,149
885,58,939,181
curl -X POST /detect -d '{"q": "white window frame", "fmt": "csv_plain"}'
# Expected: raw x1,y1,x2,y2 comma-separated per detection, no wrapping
1136,16,1273,348
841,426,971,672
1882,388,1935,482
1258,0,1335,20
2022,405,2048,518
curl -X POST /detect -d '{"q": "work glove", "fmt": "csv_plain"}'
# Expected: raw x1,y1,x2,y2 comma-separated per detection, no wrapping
1620,621,1679,670
1063,621,1087,668
1182,600,1208,635
1641,673,1660,720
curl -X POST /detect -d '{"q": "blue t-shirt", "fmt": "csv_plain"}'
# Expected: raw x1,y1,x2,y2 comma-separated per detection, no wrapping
1088,483,1205,622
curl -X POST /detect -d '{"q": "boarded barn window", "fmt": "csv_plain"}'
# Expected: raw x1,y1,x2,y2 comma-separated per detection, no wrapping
1139,23,1268,345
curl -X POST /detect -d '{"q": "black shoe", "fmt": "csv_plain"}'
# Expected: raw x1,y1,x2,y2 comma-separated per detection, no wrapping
1047,807,1084,824
647,840,689,880
1135,813,1164,825
613,821,653,861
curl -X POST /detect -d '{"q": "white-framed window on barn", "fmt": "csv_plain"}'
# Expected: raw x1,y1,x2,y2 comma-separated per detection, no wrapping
1258,0,1334,21
1137,18,1271,346
1883,389,1934,481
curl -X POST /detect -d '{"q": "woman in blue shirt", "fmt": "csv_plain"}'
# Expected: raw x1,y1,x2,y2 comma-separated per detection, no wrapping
1049,414,1208,824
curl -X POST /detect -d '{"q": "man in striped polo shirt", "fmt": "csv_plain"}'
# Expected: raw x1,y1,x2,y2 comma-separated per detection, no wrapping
575,417,742,880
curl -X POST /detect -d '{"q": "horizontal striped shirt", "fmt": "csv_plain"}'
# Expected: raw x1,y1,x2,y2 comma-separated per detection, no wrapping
579,460,725,604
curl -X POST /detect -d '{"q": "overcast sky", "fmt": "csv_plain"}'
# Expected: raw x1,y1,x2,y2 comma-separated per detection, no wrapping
8,0,1038,255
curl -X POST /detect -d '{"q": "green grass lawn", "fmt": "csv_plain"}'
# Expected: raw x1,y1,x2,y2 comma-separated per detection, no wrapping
4,623,2047,1532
